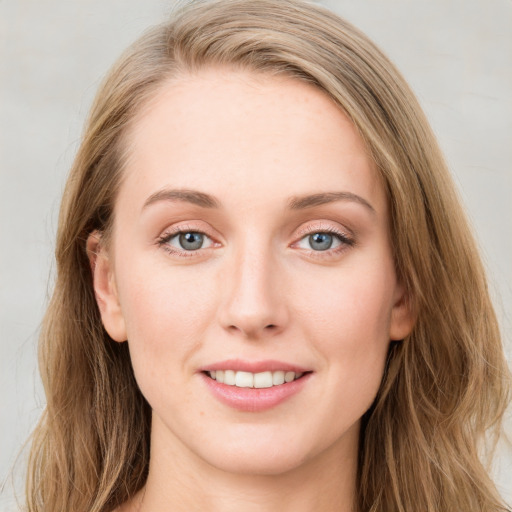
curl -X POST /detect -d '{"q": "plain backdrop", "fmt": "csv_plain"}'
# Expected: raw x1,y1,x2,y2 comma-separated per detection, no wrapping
1,0,511,509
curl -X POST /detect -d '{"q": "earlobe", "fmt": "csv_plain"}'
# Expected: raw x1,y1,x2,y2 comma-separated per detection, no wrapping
86,231,127,342
389,283,417,341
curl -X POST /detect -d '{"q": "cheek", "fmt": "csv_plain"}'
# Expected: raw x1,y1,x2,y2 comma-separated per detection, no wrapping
294,261,395,402
296,263,395,349
113,257,218,383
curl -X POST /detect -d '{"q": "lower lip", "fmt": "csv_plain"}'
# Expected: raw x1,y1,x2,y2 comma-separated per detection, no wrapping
201,373,311,412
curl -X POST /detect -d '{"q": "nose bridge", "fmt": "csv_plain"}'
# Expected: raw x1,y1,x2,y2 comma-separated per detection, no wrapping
219,234,287,338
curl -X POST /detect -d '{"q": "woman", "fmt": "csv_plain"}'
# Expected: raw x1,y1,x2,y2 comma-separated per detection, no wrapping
26,0,511,510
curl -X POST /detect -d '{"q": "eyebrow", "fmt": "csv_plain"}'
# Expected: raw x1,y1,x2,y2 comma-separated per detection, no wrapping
142,188,375,214
288,191,376,213
142,188,220,210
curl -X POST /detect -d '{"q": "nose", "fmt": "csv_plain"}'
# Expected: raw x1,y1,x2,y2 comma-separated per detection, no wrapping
218,242,289,339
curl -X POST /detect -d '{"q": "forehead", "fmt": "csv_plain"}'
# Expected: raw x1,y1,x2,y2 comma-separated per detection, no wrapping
119,68,386,214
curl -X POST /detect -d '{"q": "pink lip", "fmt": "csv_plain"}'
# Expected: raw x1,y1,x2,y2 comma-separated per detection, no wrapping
199,359,309,374
199,365,312,413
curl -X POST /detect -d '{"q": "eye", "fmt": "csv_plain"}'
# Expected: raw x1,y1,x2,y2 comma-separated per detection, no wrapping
161,230,214,252
306,232,337,251
296,232,342,251
293,227,354,254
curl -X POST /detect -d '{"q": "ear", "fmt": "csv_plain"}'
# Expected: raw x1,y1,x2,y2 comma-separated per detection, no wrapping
389,282,417,341
86,231,127,342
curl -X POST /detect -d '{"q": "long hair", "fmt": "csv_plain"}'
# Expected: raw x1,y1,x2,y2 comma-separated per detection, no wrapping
27,1,511,510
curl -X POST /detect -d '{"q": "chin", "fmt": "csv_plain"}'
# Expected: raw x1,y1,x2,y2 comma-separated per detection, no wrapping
204,447,309,477
193,424,331,477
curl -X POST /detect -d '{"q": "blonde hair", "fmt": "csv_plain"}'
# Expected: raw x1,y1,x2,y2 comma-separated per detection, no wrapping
27,1,511,511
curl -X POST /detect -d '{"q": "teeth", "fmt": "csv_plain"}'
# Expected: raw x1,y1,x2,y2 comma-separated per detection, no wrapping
285,371,295,383
253,371,272,388
272,371,285,385
235,371,254,388
224,370,236,386
208,370,304,388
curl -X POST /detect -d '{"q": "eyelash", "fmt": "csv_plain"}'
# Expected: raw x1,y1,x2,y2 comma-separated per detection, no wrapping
156,224,355,259
156,225,217,258
292,225,355,259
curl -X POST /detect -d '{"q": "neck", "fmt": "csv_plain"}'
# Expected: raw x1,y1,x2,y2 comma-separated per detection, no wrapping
131,415,359,512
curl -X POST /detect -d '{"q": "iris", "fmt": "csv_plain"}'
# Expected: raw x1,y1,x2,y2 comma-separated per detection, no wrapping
179,232,204,250
309,233,333,251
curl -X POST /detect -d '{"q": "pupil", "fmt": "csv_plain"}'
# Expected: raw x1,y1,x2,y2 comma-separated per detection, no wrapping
179,232,203,250
309,233,332,251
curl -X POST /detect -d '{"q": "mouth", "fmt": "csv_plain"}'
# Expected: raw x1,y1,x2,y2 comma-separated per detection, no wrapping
200,362,313,412
203,369,308,389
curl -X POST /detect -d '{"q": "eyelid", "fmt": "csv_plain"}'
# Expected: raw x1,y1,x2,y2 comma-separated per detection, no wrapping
155,220,355,259
167,231,214,250
293,220,354,242
157,220,218,239
295,232,343,251
156,222,221,256
290,221,355,257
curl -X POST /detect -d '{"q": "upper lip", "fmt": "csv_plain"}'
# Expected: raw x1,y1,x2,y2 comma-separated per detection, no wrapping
199,359,310,374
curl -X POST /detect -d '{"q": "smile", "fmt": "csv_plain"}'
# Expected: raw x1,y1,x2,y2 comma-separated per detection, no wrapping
201,361,312,412
206,370,304,388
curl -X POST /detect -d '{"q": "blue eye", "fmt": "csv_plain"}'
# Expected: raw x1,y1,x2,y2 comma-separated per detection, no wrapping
167,231,213,251
295,230,351,252
308,233,334,251
179,232,204,250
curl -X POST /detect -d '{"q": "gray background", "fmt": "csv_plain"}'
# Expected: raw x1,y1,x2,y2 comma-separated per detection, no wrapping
1,0,511,509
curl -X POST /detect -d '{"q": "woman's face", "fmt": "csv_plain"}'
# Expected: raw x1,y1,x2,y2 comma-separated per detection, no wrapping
92,69,414,476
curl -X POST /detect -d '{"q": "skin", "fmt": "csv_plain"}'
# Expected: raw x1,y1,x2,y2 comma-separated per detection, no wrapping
88,69,415,511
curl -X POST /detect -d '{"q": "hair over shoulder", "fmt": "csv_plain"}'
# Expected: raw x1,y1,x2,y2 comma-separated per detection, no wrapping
27,1,511,511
